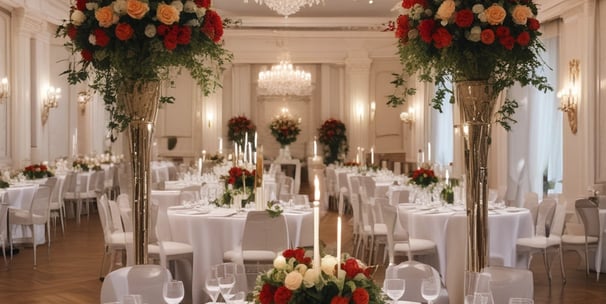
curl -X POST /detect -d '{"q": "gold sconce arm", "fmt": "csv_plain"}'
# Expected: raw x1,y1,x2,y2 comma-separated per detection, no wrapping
41,86,61,125
558,59,579,134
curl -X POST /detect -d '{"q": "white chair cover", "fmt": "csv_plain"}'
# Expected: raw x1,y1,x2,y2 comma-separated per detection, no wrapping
99,264,172,304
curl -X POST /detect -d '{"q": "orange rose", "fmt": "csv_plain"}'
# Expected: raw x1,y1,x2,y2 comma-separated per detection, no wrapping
484,4,506,25
435,0,455,22
127,0,149,20
511,5,532,25
95,6,116,28
480,29,495,45
115,23,134,41
156,3,180,25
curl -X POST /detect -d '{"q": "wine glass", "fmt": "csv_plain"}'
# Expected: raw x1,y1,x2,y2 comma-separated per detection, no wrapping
163,280,185,304
228,291,246,304
218,275,236,302
121,294,143,304
383,278,405,304
205,277,220,304
421,277,440,304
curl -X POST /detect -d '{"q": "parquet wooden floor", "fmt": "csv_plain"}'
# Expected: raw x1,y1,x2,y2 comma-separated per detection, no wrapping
1,209,605,303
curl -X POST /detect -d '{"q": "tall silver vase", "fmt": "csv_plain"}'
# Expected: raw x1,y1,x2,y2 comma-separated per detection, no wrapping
455,80,497,273
119,80,160,265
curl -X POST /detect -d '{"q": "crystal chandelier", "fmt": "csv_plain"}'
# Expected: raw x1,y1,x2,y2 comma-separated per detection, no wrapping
246,0,323,17
258,59,312,96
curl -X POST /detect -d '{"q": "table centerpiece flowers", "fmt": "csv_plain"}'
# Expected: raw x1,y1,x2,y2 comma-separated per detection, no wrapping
270,112,302,148
216,165,256,208
254,248,384,304
408,165,438,189
228,115,257,148
318,119,348,165
22,164,54,180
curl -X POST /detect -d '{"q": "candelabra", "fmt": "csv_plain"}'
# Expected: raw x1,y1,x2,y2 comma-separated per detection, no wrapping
42,86,61,124
557,59,579,134
0,77,8,103
78,90,92,113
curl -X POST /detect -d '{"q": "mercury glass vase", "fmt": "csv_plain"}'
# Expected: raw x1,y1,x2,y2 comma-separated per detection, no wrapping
119,80,160,265
455,80,498,273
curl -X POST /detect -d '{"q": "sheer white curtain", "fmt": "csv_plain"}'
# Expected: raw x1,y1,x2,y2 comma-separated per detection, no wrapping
431,92,454,168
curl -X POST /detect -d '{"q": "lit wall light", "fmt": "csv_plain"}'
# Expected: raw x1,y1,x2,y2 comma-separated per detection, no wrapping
207,112,214,128
400,107,414,125
370,101,376,120
77,90,92,114
42,86,61,125
0,77,9,102
557,59,579,134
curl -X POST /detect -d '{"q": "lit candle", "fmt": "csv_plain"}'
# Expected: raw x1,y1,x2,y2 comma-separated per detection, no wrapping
248,142,253,164
370,147,374,165
337,215,342,267
356,146,360,164
445,169,450,185
313,175,320,269
244,132,249,160
219,137,223,155
234,143,238,162
313,139,317,158
202,150,206,162
428,142,431,162
254,132,258,150
197,157,202,176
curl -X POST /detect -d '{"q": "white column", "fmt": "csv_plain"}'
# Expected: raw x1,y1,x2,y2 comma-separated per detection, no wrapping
344,52,371,161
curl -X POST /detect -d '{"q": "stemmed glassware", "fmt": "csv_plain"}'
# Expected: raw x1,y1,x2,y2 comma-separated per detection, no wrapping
205,277,220,304
383,278,405,304
421,276,440,304
163,280,185,304
218,275,236,303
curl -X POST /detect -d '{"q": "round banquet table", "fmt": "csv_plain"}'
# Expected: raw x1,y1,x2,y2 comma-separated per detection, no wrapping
166,208,312,304
397,205,534,284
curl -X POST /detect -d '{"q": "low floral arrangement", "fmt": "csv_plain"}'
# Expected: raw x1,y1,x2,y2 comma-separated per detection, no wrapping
22,164,54,180
215,165,256,208
270,112,301,147
208,152,225,164
390,0,550,129
73,158,103,172
318,119,348,165
0,178,8,189
343,162,360,167
266,200,284,218
254,248,384,304
228,115,257,148
408,166,438,188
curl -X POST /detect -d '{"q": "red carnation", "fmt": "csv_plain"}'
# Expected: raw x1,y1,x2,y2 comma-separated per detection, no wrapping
76,0,86,11
352,288,370,304
195,0,211,8
402,0,427,9
495,26,510,38
94,29,110,47
499,36,515,50
396,14,410,40
331,296,350,304
516,31,531,46
432,27,452,49
81,49,93,61
202,9,224,43
418,19,436,43
343,258,366,279
480,29,495,44
177,26,192,45
163,33,178,50
527,18,540,31
115,23,134,41
455,9,474,28
67,25,78,40
273,286,292,304
258,283,276,304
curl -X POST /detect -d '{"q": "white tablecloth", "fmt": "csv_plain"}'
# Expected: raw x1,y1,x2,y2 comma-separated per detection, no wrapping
4,184,45,245
166,208,312,304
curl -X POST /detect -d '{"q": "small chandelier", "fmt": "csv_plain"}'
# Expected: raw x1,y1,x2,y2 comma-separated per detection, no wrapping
245,0,323,17
258,59,312,96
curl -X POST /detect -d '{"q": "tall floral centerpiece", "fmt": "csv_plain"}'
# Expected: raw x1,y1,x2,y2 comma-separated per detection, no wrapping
218,165,256,208
57,0,231,264
228,115,257,148
393,0,551,272
318,119,348,165
270,112,301,160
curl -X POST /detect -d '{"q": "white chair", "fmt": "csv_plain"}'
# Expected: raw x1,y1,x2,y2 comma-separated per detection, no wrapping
0,192,9,267
358,178,387,265
97,196,128,279
9,184,51,267
523,192,539,225
561,198,603,281
516,198,567,284
99,264,172,304
50,174,69,235
483,266,534,304
385,260,448,304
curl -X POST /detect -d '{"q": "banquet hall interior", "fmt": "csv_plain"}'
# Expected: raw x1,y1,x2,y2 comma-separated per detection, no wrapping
1,0,606,303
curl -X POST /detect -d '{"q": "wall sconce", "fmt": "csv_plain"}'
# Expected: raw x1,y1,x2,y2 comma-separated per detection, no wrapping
370,101,376,120
206,112,214,128
0,77,9,103
557,59,579,134
77,90,92,114
42,86,61,125
400,108,414,125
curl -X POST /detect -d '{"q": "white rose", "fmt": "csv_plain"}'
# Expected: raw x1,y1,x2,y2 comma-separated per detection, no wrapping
295,263,308,274
478,12,487,23
88,34,96,45
185,20,200,27
303,268,321,288
467,26,482,42
113,0,127,15
321,255,338,276
196,7,207,18
171,1,184,12
284,271,303,290
86,3,99,10
273,255,287,270
472,4,485,14
184,0,197,13
144,24,157,38
71,10,86,26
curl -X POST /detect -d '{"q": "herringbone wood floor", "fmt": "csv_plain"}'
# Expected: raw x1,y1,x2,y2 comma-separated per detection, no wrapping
1,208,606,303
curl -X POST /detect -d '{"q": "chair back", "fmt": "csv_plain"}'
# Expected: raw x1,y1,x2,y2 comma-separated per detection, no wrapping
381,202,408,265
31,185,52,223
483,266,533,304
97,196,113,245
0,193,9,240
575,198,600,239
347,186,362,236
241,211,288,253
524,192,539,225
94,170,106,195
385,260,441,303
50,176,66,207
211,262,248,294
535,198,556,237
62,172,78,197
100,264,172,304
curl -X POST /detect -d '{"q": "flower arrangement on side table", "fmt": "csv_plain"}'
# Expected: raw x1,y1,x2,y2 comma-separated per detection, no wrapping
228,115,257,148
254,247,384,304
390,0,551,129
270,112,301,147
22,164,54,180
318,119,348,165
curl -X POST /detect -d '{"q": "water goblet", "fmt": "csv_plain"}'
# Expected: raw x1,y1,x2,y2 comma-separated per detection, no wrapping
205,277,220,304
421,277,440,304
382,278,405,304
163,280,185,304
228,291,246,304
218,275,236,302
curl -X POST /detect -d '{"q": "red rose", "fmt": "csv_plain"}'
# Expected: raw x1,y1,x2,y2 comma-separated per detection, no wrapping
81,49,93,61
417,19,435,43
164,33,178,50
402,0,427,9
455,9,474,28
67,25,78,40
195,0,211,8
516,31,531,46
499,36,515,50
202,10,224,43
352,288,370,304
94,29,110,47
115,23,134,41
432,27,452,49
343,258,364,279
480,29,495,45
157,24,170,36
76,0,86,11
273,286,292,304
258,283,275,304
495,26,510,38
177,26,192,45
331,296,350,304
396,15,409,40
527,18,540,31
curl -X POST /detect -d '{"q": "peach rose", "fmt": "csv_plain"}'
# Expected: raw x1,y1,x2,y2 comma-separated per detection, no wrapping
156,3,180,25
127,0,150,19
95,6,116,28
484,4,506,25
70,10,86,26
284,271,303,291
511,5,533,25
435,0,456,22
